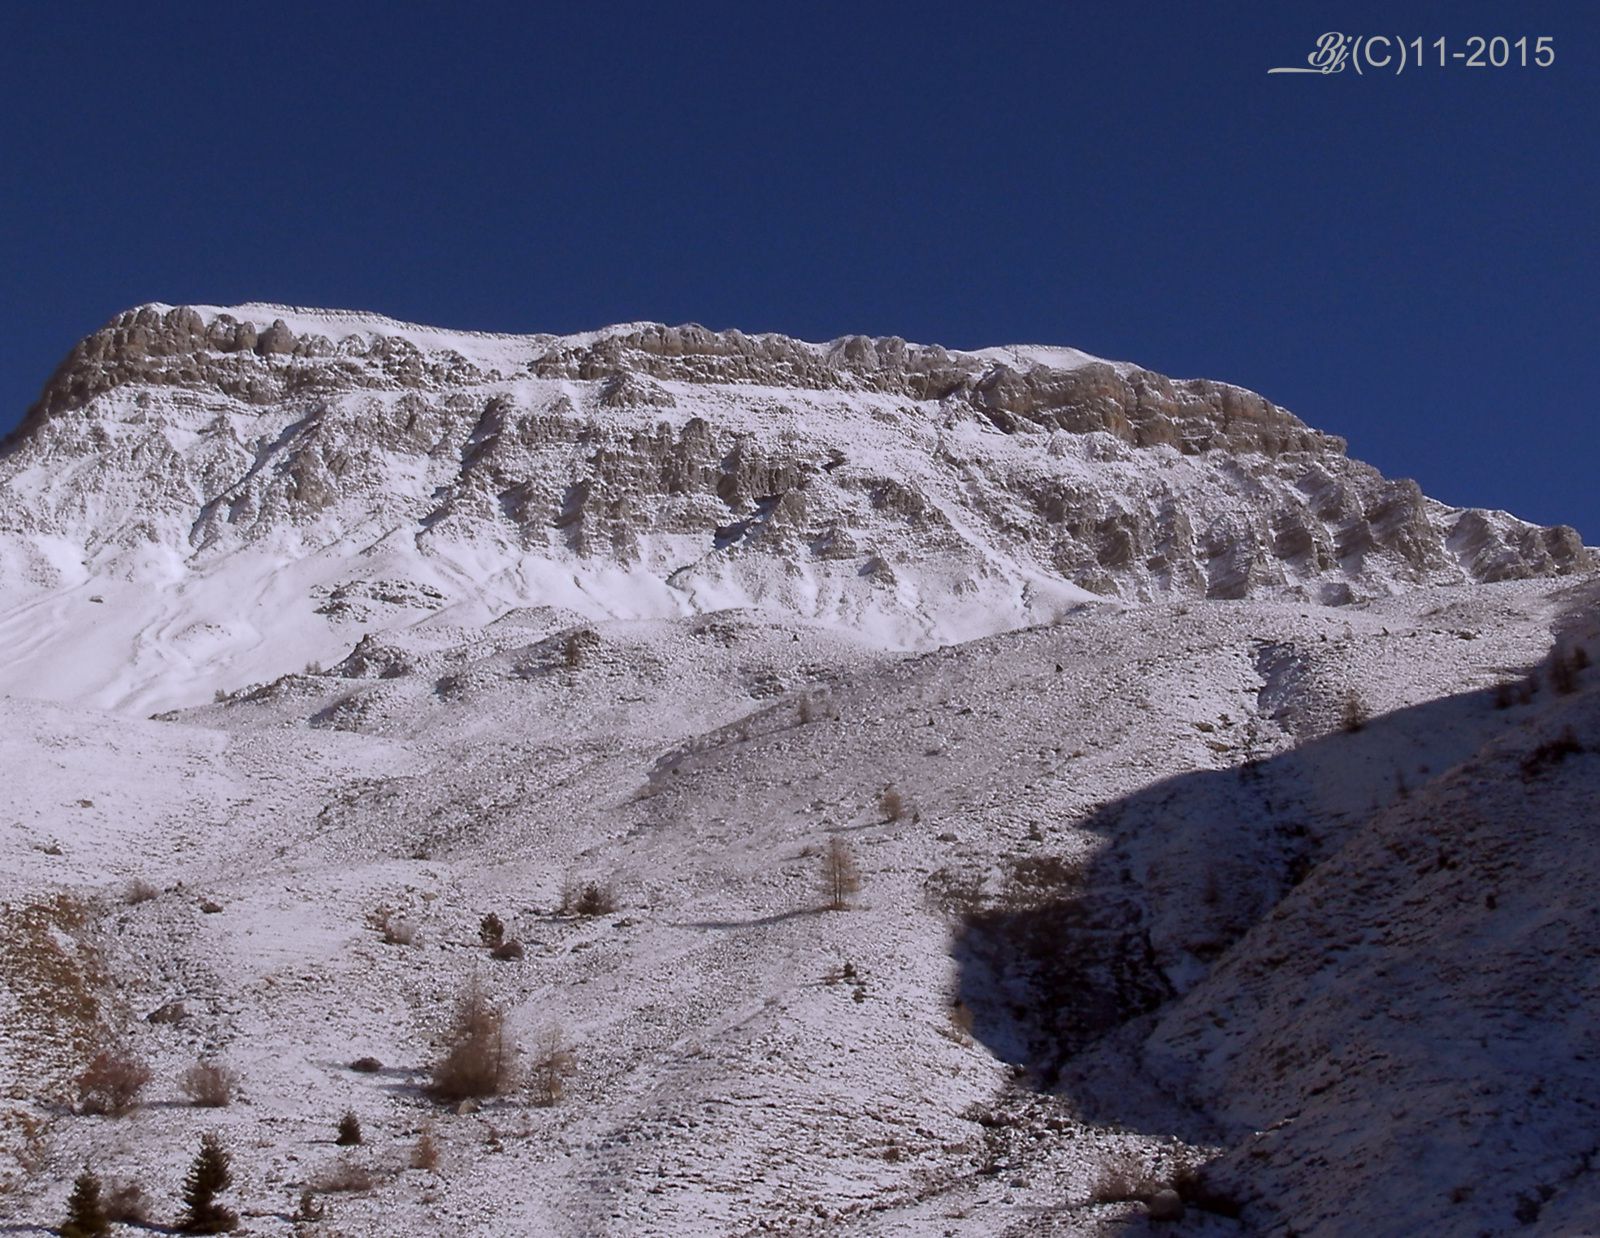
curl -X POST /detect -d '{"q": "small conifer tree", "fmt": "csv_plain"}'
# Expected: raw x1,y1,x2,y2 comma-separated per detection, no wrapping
61,1167,110,1238
179,1132,237,1234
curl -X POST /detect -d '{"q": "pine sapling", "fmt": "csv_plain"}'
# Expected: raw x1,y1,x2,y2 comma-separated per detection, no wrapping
61,1167,110,1238
179,1132,237,1234
335,1110,362,1146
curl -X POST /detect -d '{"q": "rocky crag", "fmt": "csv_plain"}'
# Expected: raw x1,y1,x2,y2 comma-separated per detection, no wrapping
0,303,1588,709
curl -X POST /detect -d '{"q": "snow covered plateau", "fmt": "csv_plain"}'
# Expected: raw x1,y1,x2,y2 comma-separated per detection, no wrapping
1,303,1597,1236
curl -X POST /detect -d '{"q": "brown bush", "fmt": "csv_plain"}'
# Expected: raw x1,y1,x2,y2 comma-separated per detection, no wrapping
1088,1154,1162,1204
310,1158,373,1193
104,1179,148,1224
411,1126,440,1171
427,980,516,1103
180,1059,237,1108
560,879,617,917
123,879,160,906
878,786,905,822
490,939,525,962
1340,689,1370,733
76,1046,153,1116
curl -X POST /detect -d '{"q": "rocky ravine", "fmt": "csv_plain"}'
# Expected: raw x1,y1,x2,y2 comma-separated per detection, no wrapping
0,303,1589,711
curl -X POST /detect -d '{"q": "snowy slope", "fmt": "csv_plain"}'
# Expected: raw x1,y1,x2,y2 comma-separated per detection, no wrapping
3,305,1599,1237
2,575,1594,1236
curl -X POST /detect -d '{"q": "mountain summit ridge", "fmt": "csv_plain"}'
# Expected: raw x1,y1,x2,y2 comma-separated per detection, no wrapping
0,302,1590,711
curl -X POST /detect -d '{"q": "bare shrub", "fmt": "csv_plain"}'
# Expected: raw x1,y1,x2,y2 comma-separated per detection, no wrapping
563,628,599,669
1340,689,1370,733
123,879,160,906
878,786,905,822
427,980,515,1103
527,1027,576,1107
180,1059,237,1108
348,1056,383,1073
997,854,1086,910
385,918,416,945
796,694,814,724
560,879,617,917
104,1179,148,1224
1492,680,1516,709
1088,1153,1162,1204
1521,728,1584,781
490,939,525,962
293,1190,325,1221
310,1157,373,1193
1550,645,1586,695
366,904,417,946
76,1046,153,1116
821,836,862,910
411,1126,440,1171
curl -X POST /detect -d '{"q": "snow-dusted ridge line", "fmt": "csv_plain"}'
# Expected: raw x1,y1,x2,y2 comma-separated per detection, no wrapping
142,301,1133,374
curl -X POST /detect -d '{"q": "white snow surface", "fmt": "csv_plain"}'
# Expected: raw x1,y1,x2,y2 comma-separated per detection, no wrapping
2,306,1598,1236
2,576,1597,1236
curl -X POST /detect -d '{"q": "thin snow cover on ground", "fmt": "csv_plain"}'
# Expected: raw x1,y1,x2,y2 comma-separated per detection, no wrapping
2,306,1598,1236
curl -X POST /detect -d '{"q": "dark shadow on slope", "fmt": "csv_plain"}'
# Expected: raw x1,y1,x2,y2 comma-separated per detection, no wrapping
673,907,825,931
951,643,1587,1118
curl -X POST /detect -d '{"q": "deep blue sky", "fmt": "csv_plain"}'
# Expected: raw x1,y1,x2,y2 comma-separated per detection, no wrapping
3,2,1596,538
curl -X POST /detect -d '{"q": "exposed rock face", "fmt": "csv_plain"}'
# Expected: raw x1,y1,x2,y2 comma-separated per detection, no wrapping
0,303,1590,707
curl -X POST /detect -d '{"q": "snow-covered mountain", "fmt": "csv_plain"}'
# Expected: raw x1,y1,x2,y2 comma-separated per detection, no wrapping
0,303,1588,711
3,305,1597,1238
